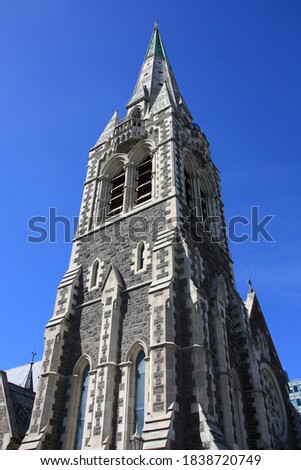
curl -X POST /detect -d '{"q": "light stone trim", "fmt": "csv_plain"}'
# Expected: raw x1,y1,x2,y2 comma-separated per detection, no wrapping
116,341,150,450
61,360,95,450
210,275,236,447
230,370,248,449
90,265,124,449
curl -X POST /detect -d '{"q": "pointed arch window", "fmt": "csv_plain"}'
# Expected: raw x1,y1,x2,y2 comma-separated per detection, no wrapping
134,351,145,435
200,188,210,229
261,366,287,442
135,155,152,205
200,189,208,220
137,242,146,271
107,168,125,217
131,107,142,126
74,365,90,449
184,168,193,210
132,108,141,118
230,371,247,449
90,260,99,288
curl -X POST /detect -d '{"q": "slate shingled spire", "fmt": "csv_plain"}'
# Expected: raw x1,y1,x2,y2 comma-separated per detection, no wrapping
126,23,191,118
24,349,36,391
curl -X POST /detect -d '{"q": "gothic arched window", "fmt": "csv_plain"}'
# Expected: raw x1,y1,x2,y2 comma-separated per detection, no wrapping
135,155,152,205
74,365,90,449
200,189,208,220
90,259,99,288
230,371,247,449
134,351,145,435
137,242,146,271
261,366,287,443
184,168,193,210
131,107,142,121
200,188,210,229
107,167,125,217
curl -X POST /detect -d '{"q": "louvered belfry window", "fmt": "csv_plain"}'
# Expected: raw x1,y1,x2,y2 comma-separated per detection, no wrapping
107,168,125,217
135,155,152,205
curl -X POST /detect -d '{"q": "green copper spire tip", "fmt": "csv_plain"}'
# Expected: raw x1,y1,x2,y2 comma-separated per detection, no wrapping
145,22,167,60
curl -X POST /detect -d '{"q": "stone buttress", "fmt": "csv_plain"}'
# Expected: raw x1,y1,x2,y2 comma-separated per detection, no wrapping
20,24,301,450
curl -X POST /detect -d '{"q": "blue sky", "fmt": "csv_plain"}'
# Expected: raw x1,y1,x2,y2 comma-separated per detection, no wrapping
0,0,300,379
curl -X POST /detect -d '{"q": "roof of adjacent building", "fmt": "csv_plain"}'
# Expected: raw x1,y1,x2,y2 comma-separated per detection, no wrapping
7,382,35,440
6,360,42,393
0,362,42,448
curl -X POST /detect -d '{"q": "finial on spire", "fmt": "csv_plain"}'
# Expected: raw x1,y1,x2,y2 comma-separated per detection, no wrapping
25,348,36,391
31,347,37,364
154,18,158,29
247,278,254,293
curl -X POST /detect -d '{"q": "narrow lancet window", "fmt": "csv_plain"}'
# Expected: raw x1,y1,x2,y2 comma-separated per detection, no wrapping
137,242,146,271
131,107,142,125
135,155,152,205
90,260,99,288
108,168,125,217
134,351,145,435
184,169,193,210
201,189,208,219
74,365,90,449
201,189,209,228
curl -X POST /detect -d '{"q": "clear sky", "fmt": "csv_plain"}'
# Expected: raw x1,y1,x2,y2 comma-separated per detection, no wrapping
0,0,300,379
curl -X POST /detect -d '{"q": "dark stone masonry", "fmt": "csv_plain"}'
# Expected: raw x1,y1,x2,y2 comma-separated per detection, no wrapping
1,24,301,450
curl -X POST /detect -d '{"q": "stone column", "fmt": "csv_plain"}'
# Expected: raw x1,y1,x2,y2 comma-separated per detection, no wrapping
89,265,124,449
143,226,178,449
210,276,235,449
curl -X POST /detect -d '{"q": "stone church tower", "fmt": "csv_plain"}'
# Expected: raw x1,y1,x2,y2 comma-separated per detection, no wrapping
20,25,301,450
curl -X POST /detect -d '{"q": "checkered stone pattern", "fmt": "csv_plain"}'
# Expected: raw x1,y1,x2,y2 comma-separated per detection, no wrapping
18,28,301,451
87,151,100,180
77,181,95,236
157,141,173,198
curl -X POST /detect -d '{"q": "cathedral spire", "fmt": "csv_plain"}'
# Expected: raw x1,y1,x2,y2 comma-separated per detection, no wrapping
24,348,36,391
126,23,192,119
144,20,168,61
